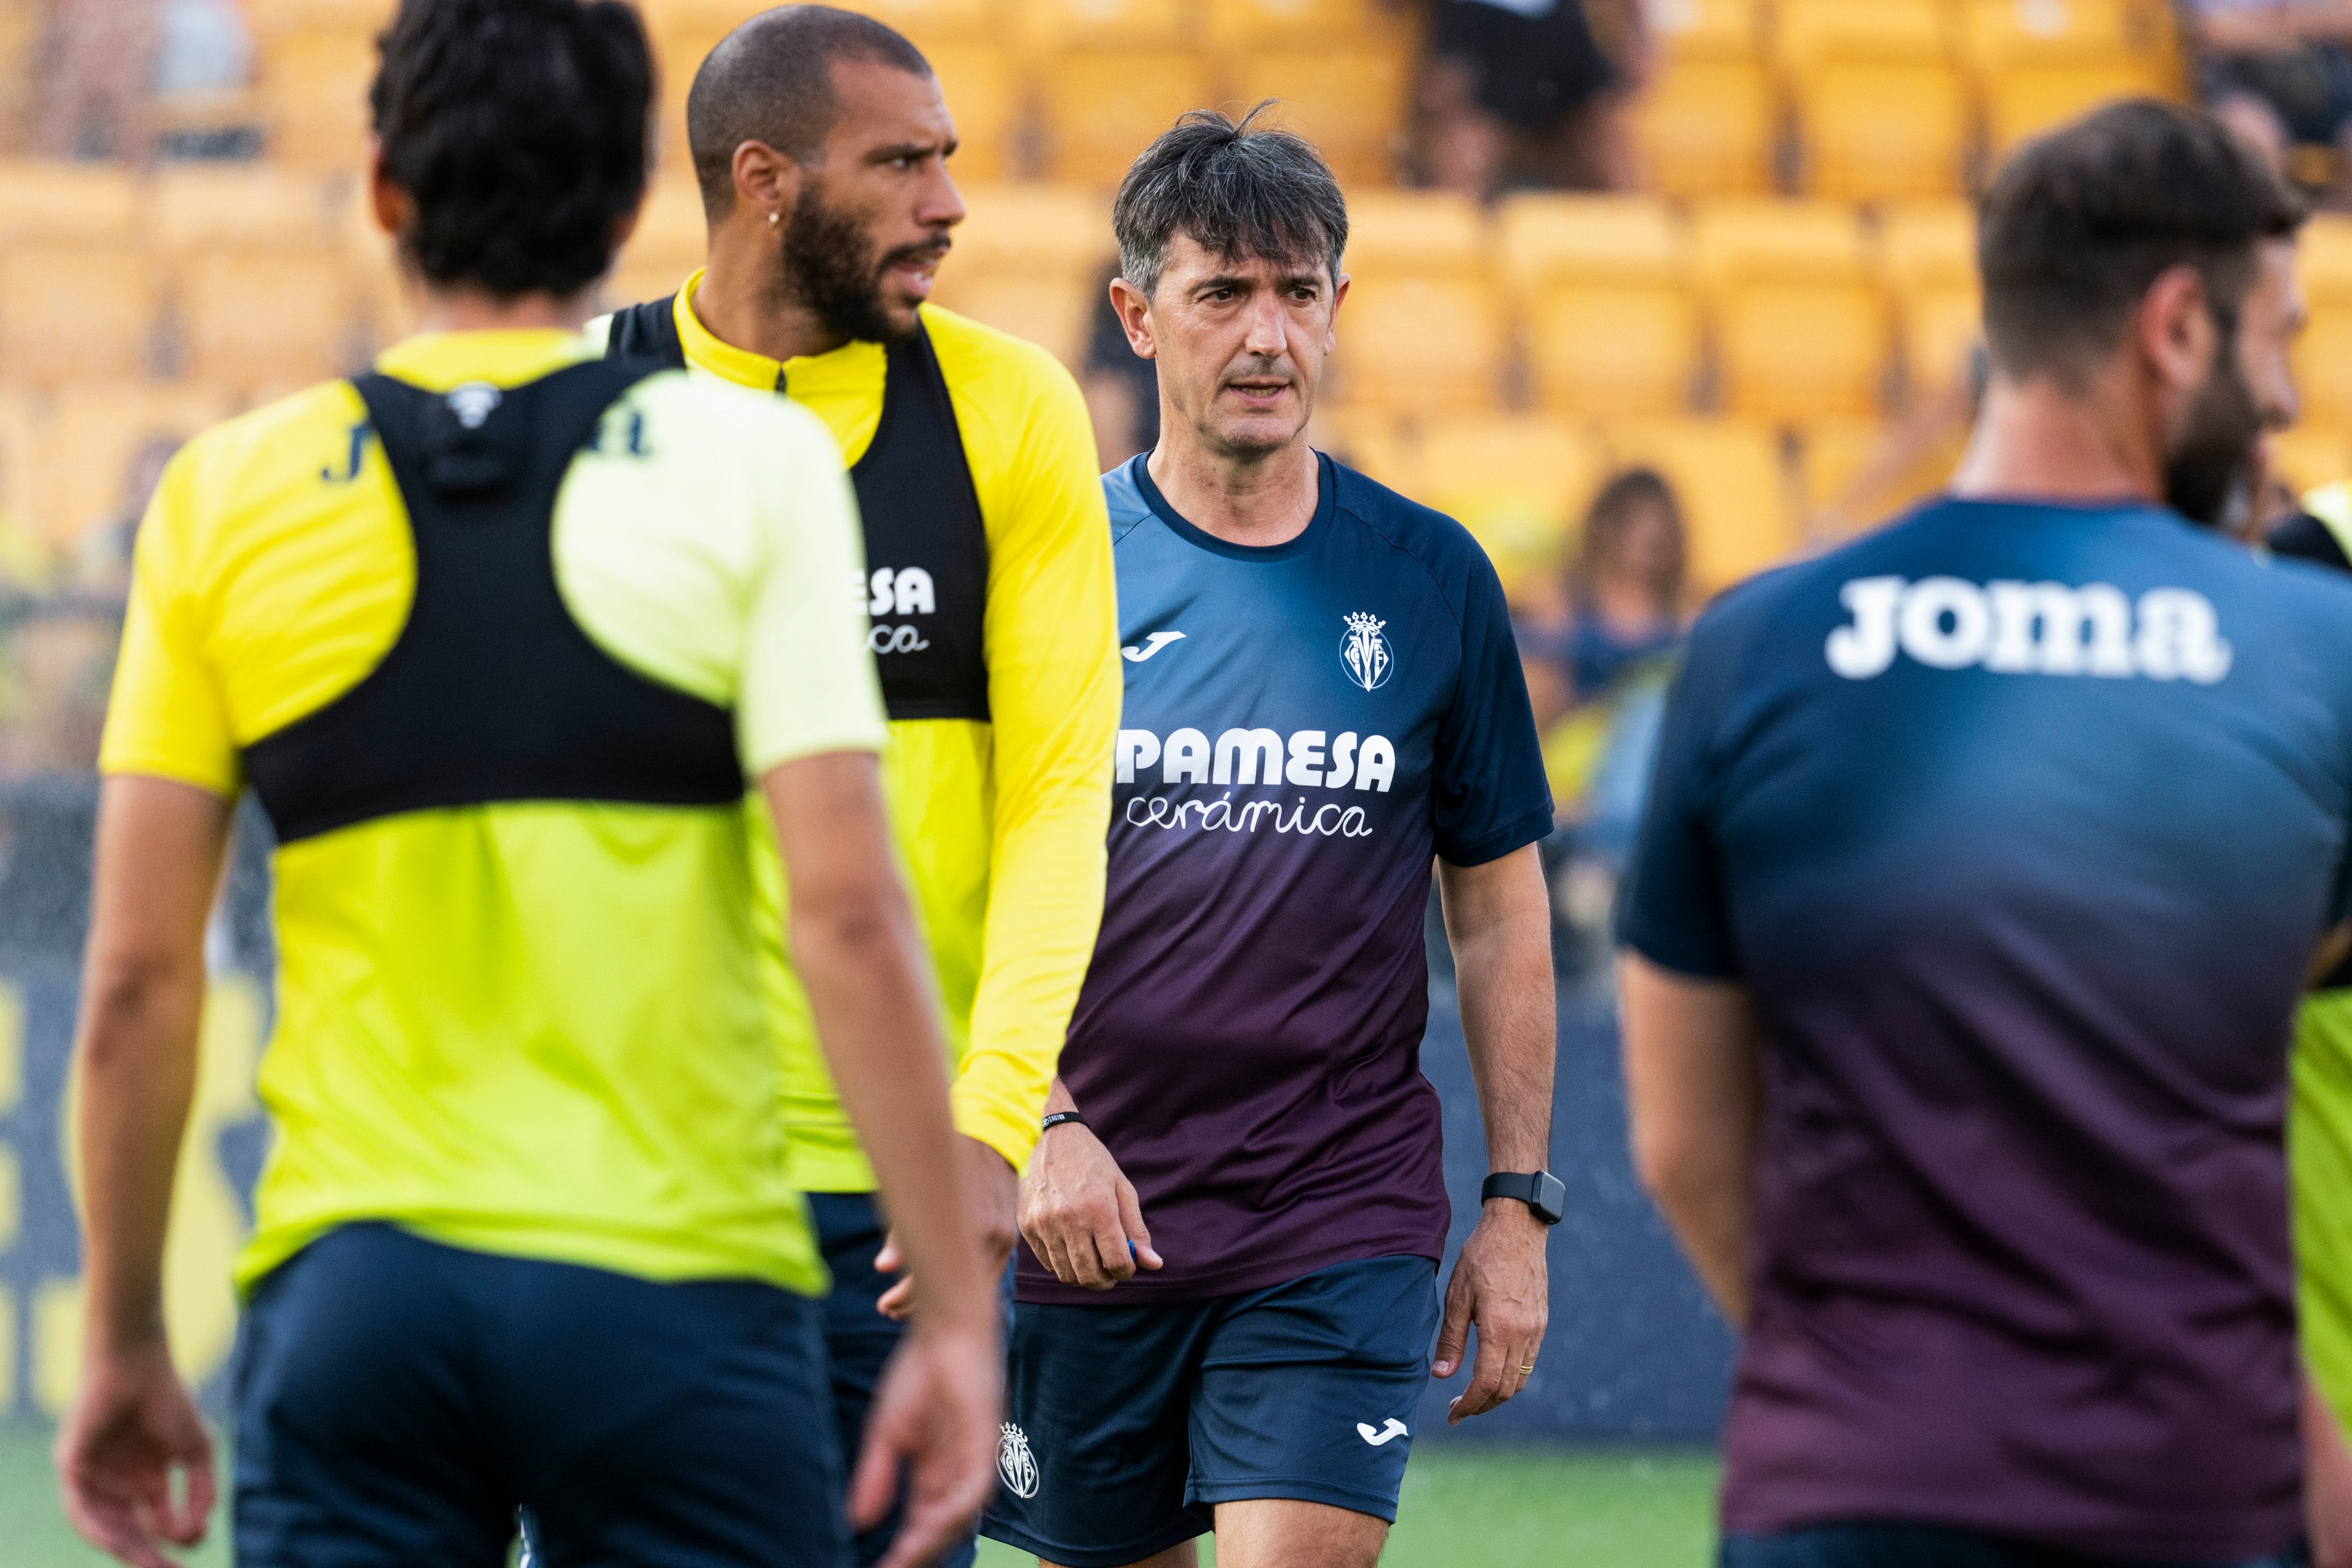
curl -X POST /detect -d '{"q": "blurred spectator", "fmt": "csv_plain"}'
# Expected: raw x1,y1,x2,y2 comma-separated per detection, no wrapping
1081,259,1158,471
1512,468,1688,988
2189,2,2352,198
35,0,249,160
77,431,181,589
36,0,159,158
1417,0,1648,198
1519,468,1687,739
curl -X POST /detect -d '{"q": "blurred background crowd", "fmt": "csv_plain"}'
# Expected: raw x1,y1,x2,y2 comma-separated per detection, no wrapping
0,0,2341,998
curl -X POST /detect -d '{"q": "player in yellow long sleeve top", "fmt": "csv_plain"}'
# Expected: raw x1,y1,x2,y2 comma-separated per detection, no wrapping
589,15,1119,1566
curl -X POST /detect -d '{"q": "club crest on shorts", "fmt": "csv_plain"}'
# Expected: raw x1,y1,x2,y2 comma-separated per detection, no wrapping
998,1422,1040,1499
1341,613,1394,692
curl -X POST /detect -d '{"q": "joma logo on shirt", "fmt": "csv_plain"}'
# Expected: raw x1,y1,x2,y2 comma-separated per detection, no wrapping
1116,727,1398,791
1826,575,2233,685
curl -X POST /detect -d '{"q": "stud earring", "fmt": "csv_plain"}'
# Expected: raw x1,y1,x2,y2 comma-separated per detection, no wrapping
768,211,781,227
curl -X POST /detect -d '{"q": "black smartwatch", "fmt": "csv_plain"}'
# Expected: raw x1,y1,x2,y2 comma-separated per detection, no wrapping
1482,1171,1566,1225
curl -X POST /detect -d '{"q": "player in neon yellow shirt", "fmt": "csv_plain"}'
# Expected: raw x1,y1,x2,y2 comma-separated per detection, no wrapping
590,15,1120,1565
51,5,995,1566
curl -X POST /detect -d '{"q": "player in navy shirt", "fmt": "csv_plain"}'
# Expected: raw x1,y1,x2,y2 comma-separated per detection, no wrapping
980,110,1558,1568
1621,103,2352,1567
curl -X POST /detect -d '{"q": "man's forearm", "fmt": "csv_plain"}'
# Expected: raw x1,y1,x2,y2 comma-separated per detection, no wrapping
76,966,206,1352
74,775,231,1357
1444,849,1557,1173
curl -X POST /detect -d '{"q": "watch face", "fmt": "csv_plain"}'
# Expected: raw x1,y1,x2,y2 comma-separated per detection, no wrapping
1535,1172,1567,1225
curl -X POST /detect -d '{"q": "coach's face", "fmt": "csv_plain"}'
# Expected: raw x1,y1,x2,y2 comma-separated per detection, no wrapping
783,59,966,341
1123,234,1349,460
2155,238,2303,527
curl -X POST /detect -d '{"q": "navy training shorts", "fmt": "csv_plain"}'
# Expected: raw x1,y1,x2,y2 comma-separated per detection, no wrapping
807,1191,982,1568
233,1221,850,1568
1721,1524,2307,1568
980,1253,1441,1567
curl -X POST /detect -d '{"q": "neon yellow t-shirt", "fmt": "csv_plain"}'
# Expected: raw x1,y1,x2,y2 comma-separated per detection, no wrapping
99,330,887,1293
592,278,1122,1191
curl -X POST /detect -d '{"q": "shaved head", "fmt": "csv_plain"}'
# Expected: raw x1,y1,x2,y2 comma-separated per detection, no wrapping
684,5,932,216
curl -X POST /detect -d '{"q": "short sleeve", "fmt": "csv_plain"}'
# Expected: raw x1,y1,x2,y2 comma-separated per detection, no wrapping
1615,610,1745,979
736,429,890,777
1433,545,1555,866
96,455,239,796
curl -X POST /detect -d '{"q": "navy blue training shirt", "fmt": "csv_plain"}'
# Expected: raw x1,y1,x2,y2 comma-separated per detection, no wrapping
1016,452,1553,1306
1620,495,2352,1561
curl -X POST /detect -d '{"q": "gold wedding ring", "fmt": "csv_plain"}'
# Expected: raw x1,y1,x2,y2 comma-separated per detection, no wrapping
1518,1364,1536,1375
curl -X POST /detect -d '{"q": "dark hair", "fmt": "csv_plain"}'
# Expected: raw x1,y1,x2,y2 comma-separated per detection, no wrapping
1978,98,2305,386
687,6,933,217
370,0,652,298
1569,469,1685,613
1114,104,1348,300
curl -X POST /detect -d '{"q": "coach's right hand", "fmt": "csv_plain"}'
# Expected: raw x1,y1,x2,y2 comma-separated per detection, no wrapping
1019,1110,1163,1289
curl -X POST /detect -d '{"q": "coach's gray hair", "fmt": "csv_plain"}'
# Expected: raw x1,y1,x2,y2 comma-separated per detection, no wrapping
1113,104,1348,301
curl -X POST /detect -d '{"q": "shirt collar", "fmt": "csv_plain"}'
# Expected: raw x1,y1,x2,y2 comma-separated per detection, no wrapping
673,268,891,398
372,330,595,392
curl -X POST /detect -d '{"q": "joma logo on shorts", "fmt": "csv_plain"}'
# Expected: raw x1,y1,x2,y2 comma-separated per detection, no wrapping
1825,575,2233,685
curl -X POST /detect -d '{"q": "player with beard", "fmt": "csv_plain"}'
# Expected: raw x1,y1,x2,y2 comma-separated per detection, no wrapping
1620,100,2352,1567
588,11,1119,1568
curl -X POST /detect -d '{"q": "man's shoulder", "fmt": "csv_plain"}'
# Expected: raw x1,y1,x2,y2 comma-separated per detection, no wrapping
1325,456,1505,609
623,363,835,465
1100,456,1153,542
922,305,1081,404
154,378,369,554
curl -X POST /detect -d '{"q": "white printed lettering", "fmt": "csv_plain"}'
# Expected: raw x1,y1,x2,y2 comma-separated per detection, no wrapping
1355,735,1396,793
1826,575,2233,685
1826,576,1904,680
893,566,936,616
1325,732,1358,790
1163,727,1210,785
1214,727,1285,786
1897,577,1992,670
1116,729,1162,785
1286,731,1328,786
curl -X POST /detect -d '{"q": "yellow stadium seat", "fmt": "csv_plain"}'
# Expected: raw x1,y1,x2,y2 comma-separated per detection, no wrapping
180,251,361,390
1345,191,1485,276
2297,311,2352,428
1694,200,1888,421
1650,0,1764,61
0,247,154,384
1404,417,1608,602
243,0,390,37
1330,277,1505,416
1797,63,1968,200
261,28,377,171
1879,203,1982,402
1774,0,1952,70
1041,51,1214,187
0,391,52,555
1018,0,1185,50
603,178,708,315
928,45,1021,183
813,0,998,47
1798,417,1961,537
930,186,1115,366
1961,0,2181,77
1208,0,1408,49
2270,426,2352,498
0,161,137,244
652,27,728,170
1227,49,1410,189
1984,62,2170,157
1631,60,1775,198
1501,195,1697,417
1602,418,1799,590
2302,215,2352,309
156,167,340,256
1693,198,1870,291
48,385,233,551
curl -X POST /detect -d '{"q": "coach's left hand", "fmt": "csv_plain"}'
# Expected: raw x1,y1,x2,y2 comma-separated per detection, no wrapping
1432,1198,1550,1425
875,1135,1020,1321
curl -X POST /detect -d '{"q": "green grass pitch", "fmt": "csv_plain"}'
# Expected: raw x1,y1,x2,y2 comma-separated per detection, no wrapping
4,1425,1719,1566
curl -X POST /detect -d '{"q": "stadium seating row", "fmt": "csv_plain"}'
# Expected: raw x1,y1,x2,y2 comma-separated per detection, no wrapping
231,0,1417,186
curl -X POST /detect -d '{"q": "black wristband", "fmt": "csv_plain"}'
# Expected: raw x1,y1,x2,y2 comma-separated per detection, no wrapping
1040,1110,1089,1134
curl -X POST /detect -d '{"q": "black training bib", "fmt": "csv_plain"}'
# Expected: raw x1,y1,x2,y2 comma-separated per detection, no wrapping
605,297,992,722
243,359,744,845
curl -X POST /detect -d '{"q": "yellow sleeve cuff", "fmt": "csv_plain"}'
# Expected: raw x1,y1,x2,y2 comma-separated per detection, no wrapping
951,1070,1046,1175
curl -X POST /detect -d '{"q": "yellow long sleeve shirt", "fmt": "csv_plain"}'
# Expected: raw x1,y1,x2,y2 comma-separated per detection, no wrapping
593,276,1120,1189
